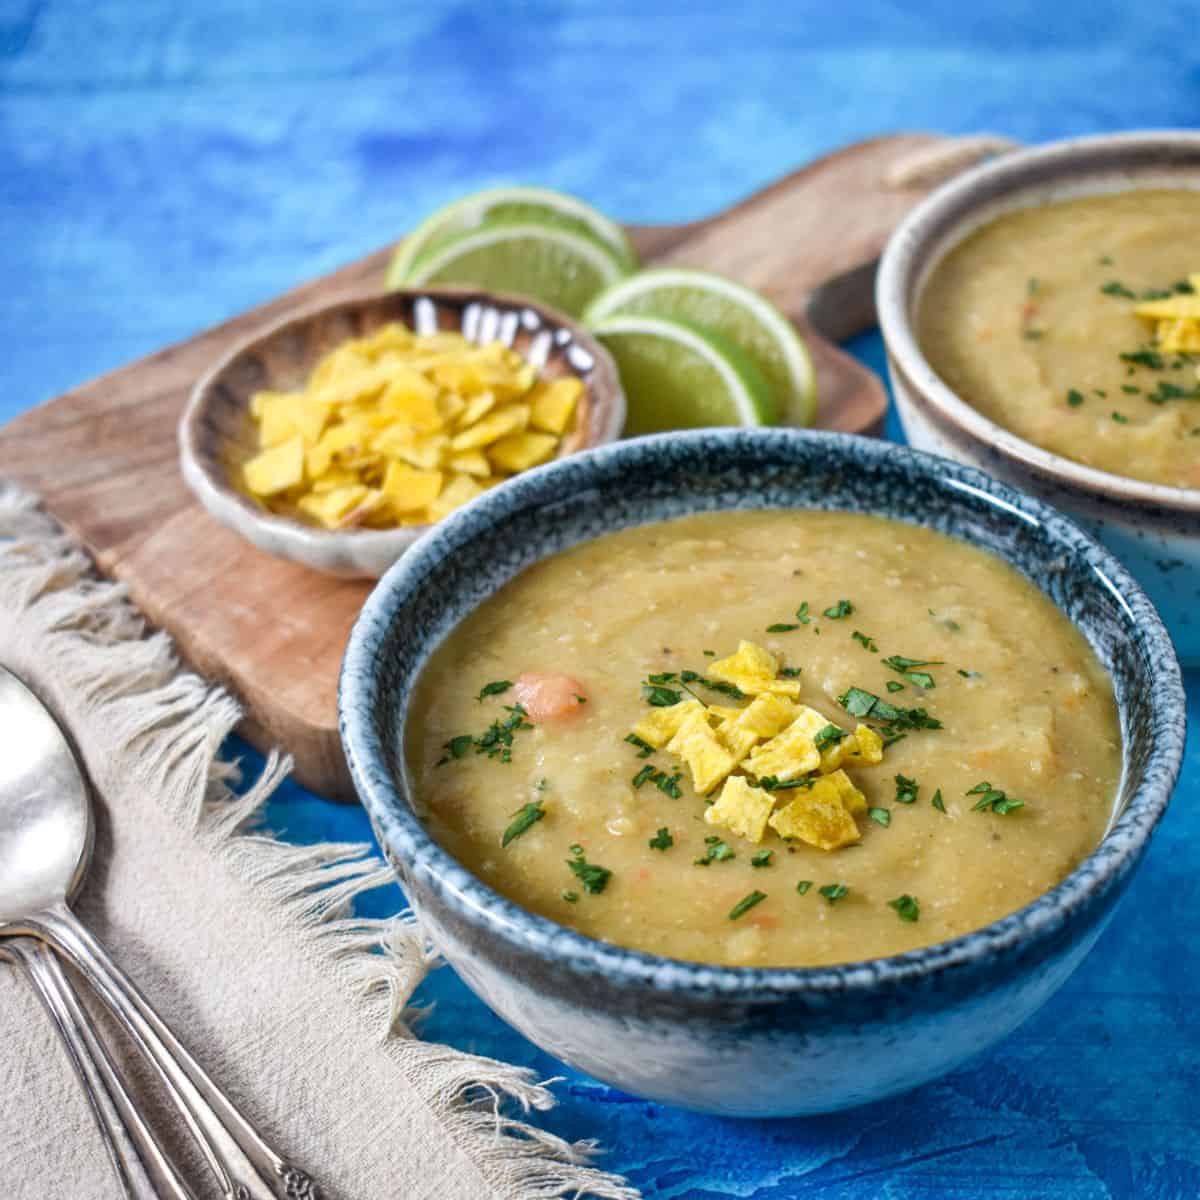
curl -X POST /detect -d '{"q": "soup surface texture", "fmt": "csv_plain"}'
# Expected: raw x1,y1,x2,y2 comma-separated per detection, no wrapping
917,190,1200,490
407,511,1121,967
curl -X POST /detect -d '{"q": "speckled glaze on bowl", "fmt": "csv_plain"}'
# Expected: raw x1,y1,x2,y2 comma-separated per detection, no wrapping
339,429,1185,1116
877,130,1200,665
179,288,625,578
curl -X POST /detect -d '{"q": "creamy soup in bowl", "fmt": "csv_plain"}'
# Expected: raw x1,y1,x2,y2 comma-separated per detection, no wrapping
409,510,1120,968
340,429,1184,1114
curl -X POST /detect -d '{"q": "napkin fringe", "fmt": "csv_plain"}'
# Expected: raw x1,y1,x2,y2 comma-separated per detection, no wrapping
0,483,638,1200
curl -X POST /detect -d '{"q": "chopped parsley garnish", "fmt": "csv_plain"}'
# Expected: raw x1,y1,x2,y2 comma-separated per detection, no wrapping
795,602,812,625
695,837,736,866
1066,388,1085,408
894,774,919,805
500,800,544,847
882,654,943,690
728,890,767,920
624,732,655,758
852,631,878,652
957,668,979,678
1111,411,1129,424
1121,384,1141,394
648,671,677,683
574,693,588,704
476,680,513,702
932,788,946,813
818,883,849,904
642,681,683,707
1147,379,1200,404
691,676,747,700
767,622,800,633
440,704,535,766
837,687,943,732
561,890,579,903
813,724,848,753
703,649,716,657
436,734,474,765
566,846,612,894
868,807,891,827
1100,280,1136,299
779,666,803,678
751,849,773,868
885,680,905,693
823,599,854,620
648,827,673,851
633,765,682,798
796,880,813,895
758,775,815,792
967,781,1025,815
1120,348,1165,370
888,894,920,922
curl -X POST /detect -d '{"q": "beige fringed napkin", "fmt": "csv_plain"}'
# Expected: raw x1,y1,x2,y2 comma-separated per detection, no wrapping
0,485,637,1200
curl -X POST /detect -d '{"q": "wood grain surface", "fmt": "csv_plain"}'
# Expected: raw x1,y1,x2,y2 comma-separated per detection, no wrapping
0,132,949,799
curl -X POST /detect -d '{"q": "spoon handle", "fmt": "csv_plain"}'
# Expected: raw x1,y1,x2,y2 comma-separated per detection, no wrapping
27,906,320,1200
3,936,195,1200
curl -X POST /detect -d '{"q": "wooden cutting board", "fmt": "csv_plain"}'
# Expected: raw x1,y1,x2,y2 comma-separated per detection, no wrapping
0,132,956,800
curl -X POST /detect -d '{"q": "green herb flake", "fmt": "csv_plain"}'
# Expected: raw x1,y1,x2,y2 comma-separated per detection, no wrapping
813,724,848,753
632,764,656,789
1066,388,1085,408
931,788,946,813
767,622,800,633
795,602,812,625
819,883,849,904
779,666,803,679
966,781,1025,815
751,849,773,868
883,654,943,690
624,732,655,758
566,847,612,894
852,631,878,652
823,599,854,620
695,838,736,866
1100,280,1136,299
1120,348,1165,370
436,733,475,766
501,801,544,848
703,649,716,657
894,774,919,805
728,890,767,921
836,687,943,732
1111,411,1129,424
473,704,535,764
476,680,513,702
868,807,891,828
888,894,920,922
796,880,813,895
561,890,579,903
648,827,673,851
1121,384,1141,394
885,680,905,693
642,682,683,707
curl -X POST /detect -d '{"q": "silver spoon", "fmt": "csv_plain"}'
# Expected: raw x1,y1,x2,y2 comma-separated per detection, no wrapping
1,935,195,1199
0,665,320,1200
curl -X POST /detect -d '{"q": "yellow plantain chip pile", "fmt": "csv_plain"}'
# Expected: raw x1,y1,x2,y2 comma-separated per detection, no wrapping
239,322,583,529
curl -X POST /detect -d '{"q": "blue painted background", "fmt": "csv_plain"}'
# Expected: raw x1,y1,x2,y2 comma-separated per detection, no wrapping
3,3,1199,1195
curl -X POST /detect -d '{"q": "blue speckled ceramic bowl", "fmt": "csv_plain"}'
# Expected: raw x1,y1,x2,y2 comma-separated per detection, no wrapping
339,429,1185,1116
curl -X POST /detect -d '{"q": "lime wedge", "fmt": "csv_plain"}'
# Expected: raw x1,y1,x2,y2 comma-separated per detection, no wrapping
591,315,776,435
399,223,629,318
388,186,639,286
584,268,816,427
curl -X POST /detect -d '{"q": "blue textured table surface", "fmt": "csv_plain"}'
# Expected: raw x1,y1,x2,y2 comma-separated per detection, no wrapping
3,3,1198,1195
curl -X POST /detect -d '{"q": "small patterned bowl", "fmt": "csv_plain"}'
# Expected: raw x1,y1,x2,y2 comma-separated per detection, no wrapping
179,288,625,578
877,130,1200,664
339,428,1185,1115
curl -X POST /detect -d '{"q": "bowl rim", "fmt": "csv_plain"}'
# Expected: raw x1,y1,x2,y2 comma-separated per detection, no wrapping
339,427,1186,998
177,285,626,556
877,128,1200,515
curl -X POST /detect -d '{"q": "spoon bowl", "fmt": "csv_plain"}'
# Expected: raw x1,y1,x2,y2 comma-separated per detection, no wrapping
0,668,92,920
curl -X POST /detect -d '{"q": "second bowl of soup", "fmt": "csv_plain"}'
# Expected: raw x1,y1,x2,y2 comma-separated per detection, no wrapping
878,130,1200,664
340,429,1184,1114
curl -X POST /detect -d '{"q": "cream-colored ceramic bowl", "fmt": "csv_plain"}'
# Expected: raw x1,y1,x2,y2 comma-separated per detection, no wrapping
877,131,1200,665
179,288,625,578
